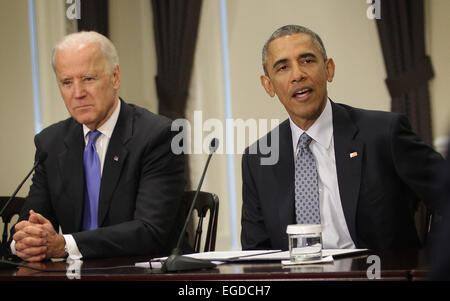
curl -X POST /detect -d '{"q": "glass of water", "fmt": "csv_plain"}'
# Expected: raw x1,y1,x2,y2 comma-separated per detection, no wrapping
287,224,322,263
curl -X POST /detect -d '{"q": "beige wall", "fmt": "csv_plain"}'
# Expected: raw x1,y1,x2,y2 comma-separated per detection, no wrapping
1,0,449,251
427,0,450,152
34,0,71,129
0,1,35,197
109,0,158,111
0,0,35,238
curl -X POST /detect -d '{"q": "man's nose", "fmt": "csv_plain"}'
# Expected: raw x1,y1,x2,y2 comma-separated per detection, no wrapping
73,81,86,98
291,63,306,83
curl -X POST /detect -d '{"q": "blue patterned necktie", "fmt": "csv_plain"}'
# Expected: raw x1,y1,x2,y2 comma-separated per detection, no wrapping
294,132,321,224
83,130,102,231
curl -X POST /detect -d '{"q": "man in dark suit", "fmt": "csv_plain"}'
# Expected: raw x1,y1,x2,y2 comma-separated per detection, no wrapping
241,25,444,251
429,139,450,280
11,31,186,261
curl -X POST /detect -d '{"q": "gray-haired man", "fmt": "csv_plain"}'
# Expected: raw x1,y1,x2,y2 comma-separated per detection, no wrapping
12,31,187,261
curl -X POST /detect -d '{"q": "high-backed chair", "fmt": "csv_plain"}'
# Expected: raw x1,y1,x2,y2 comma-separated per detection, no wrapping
0,196,26,254
183,191,219,253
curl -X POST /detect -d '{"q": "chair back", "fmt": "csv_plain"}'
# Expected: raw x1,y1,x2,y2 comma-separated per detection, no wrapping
0,196,25,249
183,191,219,253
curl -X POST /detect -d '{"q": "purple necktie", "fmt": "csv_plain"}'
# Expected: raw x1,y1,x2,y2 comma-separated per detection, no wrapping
83,130,102,231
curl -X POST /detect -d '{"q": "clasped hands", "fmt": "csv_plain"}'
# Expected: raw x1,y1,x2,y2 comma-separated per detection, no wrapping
13,210,66,262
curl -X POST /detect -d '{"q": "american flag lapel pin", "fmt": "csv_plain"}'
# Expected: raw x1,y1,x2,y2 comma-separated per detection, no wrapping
349,152,358,158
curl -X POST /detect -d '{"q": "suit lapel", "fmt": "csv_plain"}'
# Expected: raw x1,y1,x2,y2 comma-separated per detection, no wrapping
97,100,131,226
331,102,364,243
58,121,85,231
273,120,296,232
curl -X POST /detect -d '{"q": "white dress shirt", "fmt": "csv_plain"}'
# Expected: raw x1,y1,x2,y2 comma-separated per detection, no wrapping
12,99,121,260
289,98,356,249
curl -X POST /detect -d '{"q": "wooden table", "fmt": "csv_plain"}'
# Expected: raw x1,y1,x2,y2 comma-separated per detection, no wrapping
0,250,431,296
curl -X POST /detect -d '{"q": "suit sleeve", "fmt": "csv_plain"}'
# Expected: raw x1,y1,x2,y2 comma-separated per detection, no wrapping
390,114,445,212
241,151,272,250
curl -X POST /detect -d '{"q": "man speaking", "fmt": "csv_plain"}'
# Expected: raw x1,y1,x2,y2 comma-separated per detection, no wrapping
241,25,444,251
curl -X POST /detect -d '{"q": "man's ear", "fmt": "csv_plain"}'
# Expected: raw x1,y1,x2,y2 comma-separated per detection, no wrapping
112,65,121,89
260,75,275,97
325,58,335,83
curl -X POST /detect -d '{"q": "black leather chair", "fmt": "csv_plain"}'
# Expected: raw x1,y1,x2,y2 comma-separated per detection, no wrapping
183,191,219,253
0,196,25,256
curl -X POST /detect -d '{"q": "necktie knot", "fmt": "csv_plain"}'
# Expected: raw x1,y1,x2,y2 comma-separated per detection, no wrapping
298,132,312,149
87,130,101,147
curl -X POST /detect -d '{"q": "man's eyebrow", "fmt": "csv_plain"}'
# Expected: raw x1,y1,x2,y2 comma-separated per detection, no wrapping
298,52,317,59
272,58,288,70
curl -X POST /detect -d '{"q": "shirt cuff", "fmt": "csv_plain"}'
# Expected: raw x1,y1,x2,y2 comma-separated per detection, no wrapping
10,240,16,255
63,234,83,260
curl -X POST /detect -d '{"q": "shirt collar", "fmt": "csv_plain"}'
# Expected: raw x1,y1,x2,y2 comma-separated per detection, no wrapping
83,98,121,140
290,98,333,151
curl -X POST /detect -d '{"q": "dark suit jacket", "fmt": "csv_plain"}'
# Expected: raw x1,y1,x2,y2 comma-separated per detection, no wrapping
429,139,450,280
241,101,444,251
18,99,186,259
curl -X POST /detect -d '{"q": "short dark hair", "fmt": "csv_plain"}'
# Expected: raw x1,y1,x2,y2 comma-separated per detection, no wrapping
262,25,327,75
